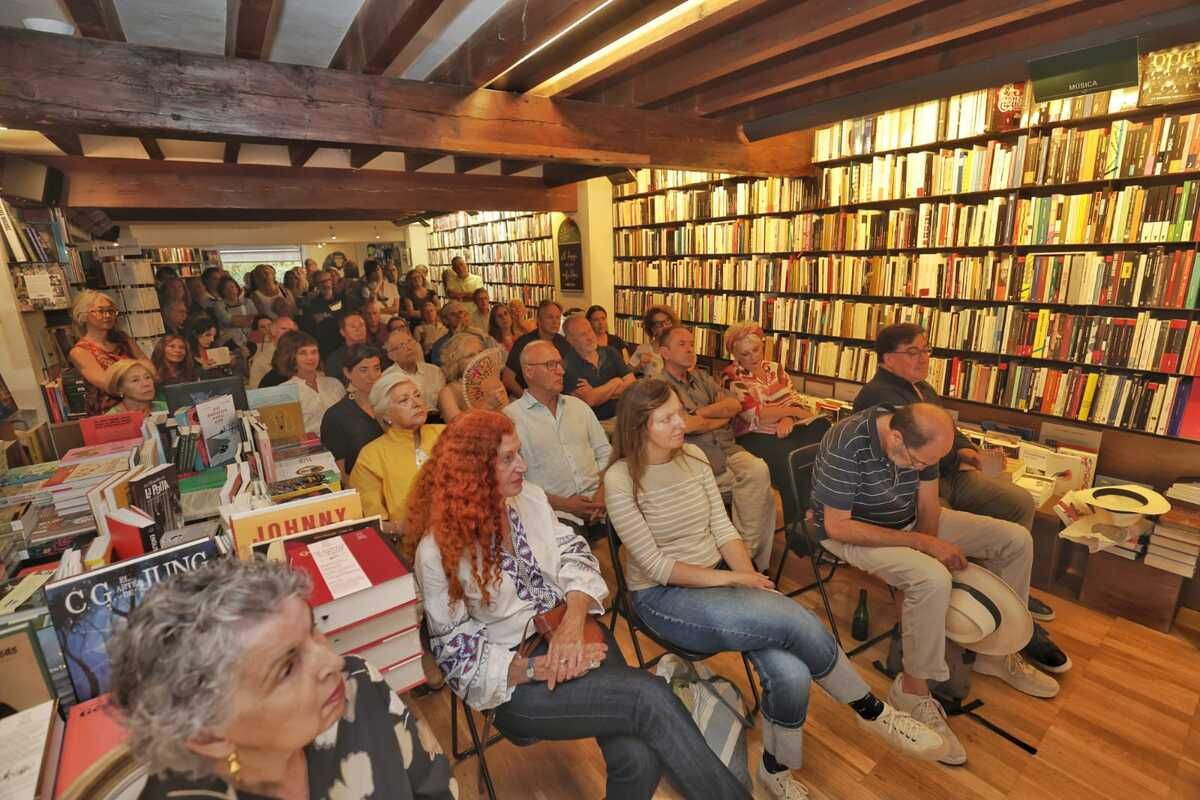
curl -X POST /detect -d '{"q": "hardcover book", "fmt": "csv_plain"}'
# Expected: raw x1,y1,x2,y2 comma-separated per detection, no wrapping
228,489,362,558
128,464,183,534
195,393,240,468
79,412,146,447
44,537,220,702
0,621,55,714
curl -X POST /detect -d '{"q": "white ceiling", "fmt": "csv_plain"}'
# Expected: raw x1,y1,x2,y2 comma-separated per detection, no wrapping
0,0,72,31
399,0,507,79
267,0,366,66
116,0,226,55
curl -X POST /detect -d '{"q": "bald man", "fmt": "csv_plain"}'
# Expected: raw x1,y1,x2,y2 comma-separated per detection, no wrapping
810,402,1061,767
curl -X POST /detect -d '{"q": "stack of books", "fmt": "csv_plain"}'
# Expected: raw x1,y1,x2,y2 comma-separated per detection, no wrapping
1147,500,1200,577
255,517,423,693
42,441,140,517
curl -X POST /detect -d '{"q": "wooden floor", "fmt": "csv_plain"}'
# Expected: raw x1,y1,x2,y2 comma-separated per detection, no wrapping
406,528,1200,799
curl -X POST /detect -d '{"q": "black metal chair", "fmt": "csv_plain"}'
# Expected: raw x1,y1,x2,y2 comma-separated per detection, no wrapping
772,444,894,658
605,521,761,717
448,691,503,800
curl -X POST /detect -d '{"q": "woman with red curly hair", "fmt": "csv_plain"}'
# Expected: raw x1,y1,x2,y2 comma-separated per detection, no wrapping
409,409,750,800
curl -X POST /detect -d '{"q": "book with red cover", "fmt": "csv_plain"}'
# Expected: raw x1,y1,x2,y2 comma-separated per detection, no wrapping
105,506,160,558
58,439,142,466
283,524,416,635
79,412,146,446
54,694,130,799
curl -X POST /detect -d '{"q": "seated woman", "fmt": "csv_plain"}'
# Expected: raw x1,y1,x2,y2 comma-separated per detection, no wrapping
413,299,447,357
150,334,198,386
399,268,434,325
604,379,946,799
320,344,384,477
248,263,295,319
108,558,454,800
488,302,518,353
350,373,445,539
184,312,235,378
437,333,507,423
628,304,677,378
586,304,629,361
104,359,158,415
274,330,346,436
212,275,257,355
68,290,147,415
720,323,828,525
508,297,537,335
410,410,751,800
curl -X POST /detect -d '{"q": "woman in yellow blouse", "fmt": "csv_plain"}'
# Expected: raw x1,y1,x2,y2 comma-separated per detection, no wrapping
349,372,445,539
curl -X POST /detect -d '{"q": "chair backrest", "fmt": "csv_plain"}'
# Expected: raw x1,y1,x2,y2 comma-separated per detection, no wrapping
786,442,822,544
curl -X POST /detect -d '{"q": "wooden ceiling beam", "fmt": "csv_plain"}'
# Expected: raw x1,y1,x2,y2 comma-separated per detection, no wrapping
453,156,493,174
45,156,578,214
226,0,280,60
426,0,613,88
223,141,241,163
740,0,1200,135
0,28,806,175
499,160,538,175
288,144,319,166
138,135,164,160
529,0,776,98
404,152,443,171
542,164,625,188
579,0,927,107
350,146,387,168
329,0,444,74
681,0,1086,117
43,131,84,156
62,0,124,40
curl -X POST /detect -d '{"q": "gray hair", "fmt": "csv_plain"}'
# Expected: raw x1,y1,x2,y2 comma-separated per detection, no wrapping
441,331,487,382
562,314,591,336
107,558,311,778
370,372,419,424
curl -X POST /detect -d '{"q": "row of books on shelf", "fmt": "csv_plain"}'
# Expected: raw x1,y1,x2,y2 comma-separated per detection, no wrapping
815,113,1200,207
484,282,557,306
613,249,1200,309
613,169,733,198
0,200,80,276
99,258,155,287
427,237,555,265
474,262,554,284
612,176,819,226
613,182,1200,256
619,248,1200,308
145,247,209,264
430,209,540,232
1105,493,1200,577
813,81,1140,163
427,212,551,248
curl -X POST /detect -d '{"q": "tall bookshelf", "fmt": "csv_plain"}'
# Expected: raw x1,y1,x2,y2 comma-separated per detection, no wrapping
146,246,220,279
427,211,556,306
93,245,165,355
611,77,1200,444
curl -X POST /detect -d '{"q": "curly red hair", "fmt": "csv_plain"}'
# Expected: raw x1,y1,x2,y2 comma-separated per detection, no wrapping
405,409,515,607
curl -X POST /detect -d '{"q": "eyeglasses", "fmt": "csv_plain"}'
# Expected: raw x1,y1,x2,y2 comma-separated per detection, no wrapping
90,307,118,317
900,440,930,470
894,347,933,358
527,360,564,371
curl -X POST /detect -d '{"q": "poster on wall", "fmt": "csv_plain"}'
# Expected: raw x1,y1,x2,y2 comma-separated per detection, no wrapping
1140,42,1200,106
557,219,583,293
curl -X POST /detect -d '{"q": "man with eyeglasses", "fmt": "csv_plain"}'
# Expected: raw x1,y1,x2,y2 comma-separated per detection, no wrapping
854,323,1067,675
503,299,572,395
811,402,1061,767
381,328,443,412
504,340,612,541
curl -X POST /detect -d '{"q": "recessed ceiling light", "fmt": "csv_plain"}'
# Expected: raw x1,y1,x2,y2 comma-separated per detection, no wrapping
23,18,75,35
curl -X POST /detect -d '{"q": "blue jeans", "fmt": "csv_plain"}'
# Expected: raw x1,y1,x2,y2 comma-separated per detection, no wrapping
493,627,749,800
632,585,870,743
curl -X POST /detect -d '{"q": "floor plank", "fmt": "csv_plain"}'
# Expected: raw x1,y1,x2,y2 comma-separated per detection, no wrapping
406,529,1200,799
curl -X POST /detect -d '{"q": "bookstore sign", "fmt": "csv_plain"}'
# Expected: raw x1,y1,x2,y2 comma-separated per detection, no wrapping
558,218,584,293
1029,38,1139,103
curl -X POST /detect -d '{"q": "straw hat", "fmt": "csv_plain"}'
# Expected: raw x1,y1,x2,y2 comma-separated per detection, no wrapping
945,564,1034,656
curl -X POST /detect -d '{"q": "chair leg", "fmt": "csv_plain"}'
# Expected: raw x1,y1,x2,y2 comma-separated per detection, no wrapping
606,593,622,633
772,545,790,587
462,701,499,800
740,653,761,718
625,610,648,668
807,552,846,650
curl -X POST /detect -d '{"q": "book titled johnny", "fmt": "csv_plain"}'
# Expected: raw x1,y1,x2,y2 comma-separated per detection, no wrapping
45,538,220,702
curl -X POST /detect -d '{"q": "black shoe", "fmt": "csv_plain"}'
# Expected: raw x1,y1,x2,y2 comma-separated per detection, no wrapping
1028,596,1055,622
1022,624,1072,674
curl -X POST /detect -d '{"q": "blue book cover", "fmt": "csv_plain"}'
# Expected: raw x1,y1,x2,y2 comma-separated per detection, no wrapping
44,538,221,702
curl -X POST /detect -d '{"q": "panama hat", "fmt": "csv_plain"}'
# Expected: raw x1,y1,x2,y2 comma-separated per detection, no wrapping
945,564,1034,656
1073,485,1170,525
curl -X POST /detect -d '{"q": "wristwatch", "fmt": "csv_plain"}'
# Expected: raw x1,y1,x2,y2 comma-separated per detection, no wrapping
525,657,536,681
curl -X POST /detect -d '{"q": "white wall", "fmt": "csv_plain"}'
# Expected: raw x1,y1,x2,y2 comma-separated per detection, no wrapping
0,245,50,422
563,178,614,313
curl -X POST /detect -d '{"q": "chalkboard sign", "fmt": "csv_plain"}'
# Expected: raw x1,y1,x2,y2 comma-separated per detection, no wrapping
557,218,584,293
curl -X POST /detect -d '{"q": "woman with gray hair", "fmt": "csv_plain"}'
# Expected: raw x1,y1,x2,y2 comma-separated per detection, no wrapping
68,289,147,415
107,557,454,800
349,372,445,539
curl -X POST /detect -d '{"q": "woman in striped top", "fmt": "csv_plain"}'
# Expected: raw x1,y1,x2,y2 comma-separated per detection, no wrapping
604,379,947,800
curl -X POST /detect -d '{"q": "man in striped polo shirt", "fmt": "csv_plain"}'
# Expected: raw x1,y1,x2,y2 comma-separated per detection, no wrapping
811,402,1060,767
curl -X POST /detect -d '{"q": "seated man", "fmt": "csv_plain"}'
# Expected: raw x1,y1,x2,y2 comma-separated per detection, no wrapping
503,299,572,395
854,322,1065,668
812,402,1062,767
657,326,774,571
382,327,444,412
323,310,369,385
561,313,634,423
504,340,611,540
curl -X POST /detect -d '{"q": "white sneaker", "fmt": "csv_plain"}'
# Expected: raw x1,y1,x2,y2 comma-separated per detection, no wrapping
886,676,967,766
974,653,1060,699
757,759,810,800
857,701,949,761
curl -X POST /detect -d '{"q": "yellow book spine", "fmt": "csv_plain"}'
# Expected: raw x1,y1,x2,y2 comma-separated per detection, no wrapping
1077,372,1100,420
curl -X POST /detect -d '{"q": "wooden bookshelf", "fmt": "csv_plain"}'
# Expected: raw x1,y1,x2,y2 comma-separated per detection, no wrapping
610,87,1200,445
427,210,556,305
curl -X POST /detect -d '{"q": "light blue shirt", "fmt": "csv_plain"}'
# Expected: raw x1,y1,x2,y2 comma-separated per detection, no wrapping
504,391,612,523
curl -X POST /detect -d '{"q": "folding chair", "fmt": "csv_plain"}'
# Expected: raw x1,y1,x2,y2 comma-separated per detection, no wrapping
773,444,894,658
448,691,502,800
606,521,761,717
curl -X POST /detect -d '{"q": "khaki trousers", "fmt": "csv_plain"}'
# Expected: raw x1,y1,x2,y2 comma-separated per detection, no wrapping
821,508,1033,681
715,450,775,571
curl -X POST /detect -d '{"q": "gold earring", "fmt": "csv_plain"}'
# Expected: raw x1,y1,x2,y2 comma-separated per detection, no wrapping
227,751,241,782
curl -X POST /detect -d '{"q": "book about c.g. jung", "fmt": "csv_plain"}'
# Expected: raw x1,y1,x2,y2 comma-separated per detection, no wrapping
44,537,221,702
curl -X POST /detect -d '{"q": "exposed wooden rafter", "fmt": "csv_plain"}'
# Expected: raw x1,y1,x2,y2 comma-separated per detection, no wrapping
426,0,614,88
288,144,319,167
499,160,538,175
62,0,124,40
45,156,578,218
453,156,492,174
0,29,808,175
223,141,241,164
329,0,444,74
43,131,84,157
578,0,926,107
225,0,280,60
350,146,387,169
404,152,443,172
138,135,164,160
